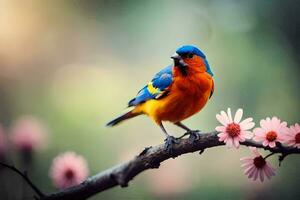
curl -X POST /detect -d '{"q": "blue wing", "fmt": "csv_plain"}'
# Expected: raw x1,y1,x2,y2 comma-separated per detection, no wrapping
128,65,173,106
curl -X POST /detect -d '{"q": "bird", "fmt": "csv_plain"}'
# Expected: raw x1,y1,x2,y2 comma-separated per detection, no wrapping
107,45,214,153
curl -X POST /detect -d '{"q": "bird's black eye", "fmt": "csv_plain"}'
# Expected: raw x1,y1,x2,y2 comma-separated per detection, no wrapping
188,53,193,58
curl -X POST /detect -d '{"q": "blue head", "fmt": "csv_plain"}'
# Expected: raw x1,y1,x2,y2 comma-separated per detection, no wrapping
173,45,214,76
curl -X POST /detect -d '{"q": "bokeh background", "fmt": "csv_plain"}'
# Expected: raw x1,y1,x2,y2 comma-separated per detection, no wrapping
0,0,299,199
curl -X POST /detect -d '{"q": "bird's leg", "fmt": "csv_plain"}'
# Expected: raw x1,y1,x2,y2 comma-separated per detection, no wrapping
174,122,200,142
174,122,192,132
159,122,178,154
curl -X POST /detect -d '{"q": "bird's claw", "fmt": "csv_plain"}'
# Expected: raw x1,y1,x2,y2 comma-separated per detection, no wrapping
177,130,200,139
164,136,179,155
177,130,201,146
188,130,200,141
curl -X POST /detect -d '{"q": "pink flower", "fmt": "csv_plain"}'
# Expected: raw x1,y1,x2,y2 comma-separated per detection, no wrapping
0,125,7,157
49,152,89,189
240,147,275,182
216,108,255,148
253,117,288,148
282,123,300,148
10,116,47,152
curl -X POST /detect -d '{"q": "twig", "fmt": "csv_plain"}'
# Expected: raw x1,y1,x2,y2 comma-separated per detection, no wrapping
264,152,276,159
41,131,300,200
0,162,45,198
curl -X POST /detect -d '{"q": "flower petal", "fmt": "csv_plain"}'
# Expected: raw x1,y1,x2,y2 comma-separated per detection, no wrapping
240,156,253,161
241,121,255,131
260,118,271,130
271,116,281,130
269,141,276,148
216,114,228,126
263,166,271,179
241,131,253,139
221,111,230,124
253,168,259,181
247,166,256,178
249,147,261,157
259,169,264,182
266,163,276,176
234,109,243,123
240,118,253,130
262,140,269,146
227,108,233,123
253,127,265,135
241,161,254,168
253,135,265,142
244,165,254,174
233,137,240,148
226,138,233,148
218,133,228,141
215,126,226,132
238,135,246,142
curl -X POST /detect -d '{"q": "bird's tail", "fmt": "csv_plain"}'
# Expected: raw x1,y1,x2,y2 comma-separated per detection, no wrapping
106,109,140,127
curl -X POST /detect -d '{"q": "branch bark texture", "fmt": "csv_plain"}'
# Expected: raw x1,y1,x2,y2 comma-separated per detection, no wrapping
42,131,300,200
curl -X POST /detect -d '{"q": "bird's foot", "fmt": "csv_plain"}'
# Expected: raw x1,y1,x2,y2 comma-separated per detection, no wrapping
188,130,200,141
177,130,200,139
164,135,179,155
177,130,201,146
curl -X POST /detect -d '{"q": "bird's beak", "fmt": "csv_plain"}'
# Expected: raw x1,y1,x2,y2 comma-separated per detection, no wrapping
171,53,181,61
171,53,188,68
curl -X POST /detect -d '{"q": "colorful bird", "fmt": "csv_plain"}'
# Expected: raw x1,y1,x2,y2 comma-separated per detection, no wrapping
107,45,214,152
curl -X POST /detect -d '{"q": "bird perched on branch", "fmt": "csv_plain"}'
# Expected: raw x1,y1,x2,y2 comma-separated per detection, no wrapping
107,45,214,153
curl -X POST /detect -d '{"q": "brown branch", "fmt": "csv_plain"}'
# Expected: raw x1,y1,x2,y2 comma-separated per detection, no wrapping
0,162,45,198
42,131,300,200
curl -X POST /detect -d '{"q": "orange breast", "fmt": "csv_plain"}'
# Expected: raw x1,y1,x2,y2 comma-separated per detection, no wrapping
140,71,214,123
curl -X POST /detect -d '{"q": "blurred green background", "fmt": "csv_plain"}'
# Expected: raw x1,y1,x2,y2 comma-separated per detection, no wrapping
0,0,299,199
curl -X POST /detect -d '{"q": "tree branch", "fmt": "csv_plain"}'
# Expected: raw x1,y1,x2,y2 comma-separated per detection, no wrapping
0,162,45,198
42,131,300,200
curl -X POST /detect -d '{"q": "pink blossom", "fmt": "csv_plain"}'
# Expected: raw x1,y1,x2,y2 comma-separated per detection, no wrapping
216,108,255,148
282,123,300,148
253,117,288,148
0,125,7,157
10,116,47,152
240,147,275,182
49,152,89,189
